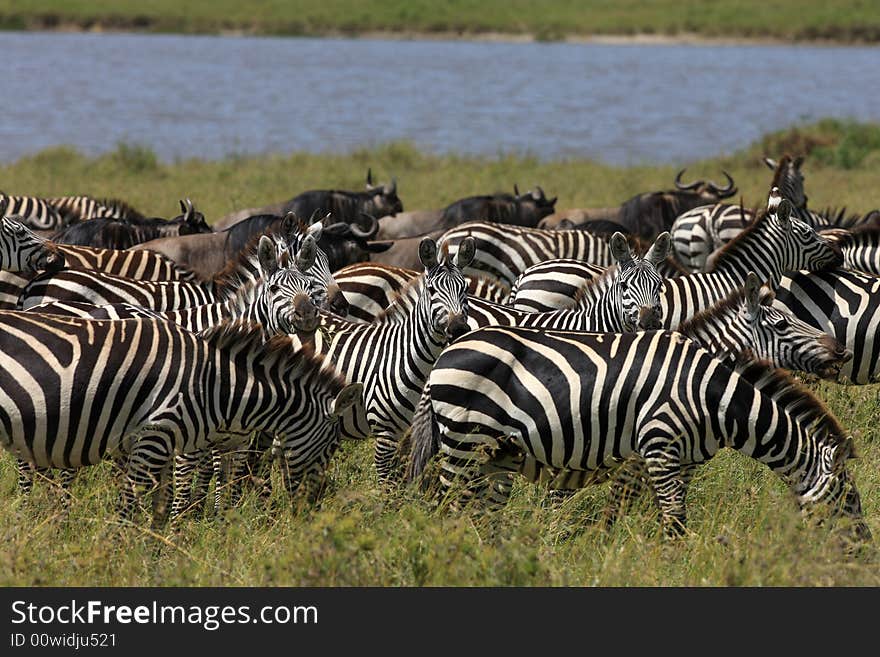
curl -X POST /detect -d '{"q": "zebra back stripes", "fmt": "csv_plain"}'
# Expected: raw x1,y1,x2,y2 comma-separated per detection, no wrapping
406,327,868,539
0,193,67,230
508,259,606,312
670,202,751,272
46,196,143,222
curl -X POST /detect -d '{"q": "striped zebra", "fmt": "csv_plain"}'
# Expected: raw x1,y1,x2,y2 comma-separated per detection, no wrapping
438,221,684,287
0,315,363,528
505,193,843,329
15,235,325,500
819,223,880,276
0,192,68,231
508,259,606,312
46,195,144,222
406,327,869,541
0,215,65,274
333,262,511,323
19,219,344,313
290,236,476,485
774,268,880,385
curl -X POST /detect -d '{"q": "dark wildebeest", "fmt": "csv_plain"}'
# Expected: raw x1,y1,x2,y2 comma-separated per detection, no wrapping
539,170,738,240
50,199,213,249
440,185,556,230
281,169,403,225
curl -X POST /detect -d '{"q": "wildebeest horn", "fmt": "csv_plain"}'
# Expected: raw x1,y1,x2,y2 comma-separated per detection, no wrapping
366,168,373,187
707,171,736,197
532,186,545,200
351,212,379,239
388,177,397,195
514,184,520,197
674,169,702,191
179,199,187,214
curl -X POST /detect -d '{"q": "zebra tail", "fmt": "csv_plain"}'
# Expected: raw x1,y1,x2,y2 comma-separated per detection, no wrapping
405,382,440,490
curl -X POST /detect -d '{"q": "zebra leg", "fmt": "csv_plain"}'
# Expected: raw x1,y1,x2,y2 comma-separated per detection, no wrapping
603,456,651,530
16,458,36,496
189,449,214,512
151,461,174,531
374,434,403,488
119,430,174,528
643,444,688,538
170,451,203,523
247,431,275,500
215,448,251,513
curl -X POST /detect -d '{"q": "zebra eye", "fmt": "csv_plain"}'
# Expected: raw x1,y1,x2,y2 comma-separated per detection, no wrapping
774,318,789,329
269,284,281,294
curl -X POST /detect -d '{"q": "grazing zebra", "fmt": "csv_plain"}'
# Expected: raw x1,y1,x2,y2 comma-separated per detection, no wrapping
438,221,683,287
333,262,511,323
46,195,144,222
0,315,363,528
19,219,344,313
406,327,869,541
290,236,476,485
0,192,68,231
504,192,842,325
0,215,65,274
774,268,880,385
15,236,325,499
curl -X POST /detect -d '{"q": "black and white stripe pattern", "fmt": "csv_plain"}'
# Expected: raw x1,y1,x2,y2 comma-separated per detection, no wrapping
0,193,67,230
670,203,751,272
0,215,64,274
508,259,606,312
407,327,869,539
0,315,363,528
291,237,476,485
46,195,143,222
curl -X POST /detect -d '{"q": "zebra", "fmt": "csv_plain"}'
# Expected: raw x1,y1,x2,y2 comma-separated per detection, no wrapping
819,223,880,276
46,195,144,222
19,218,345,313
14,235,325,500
332,262,511,323
438,221,684,288
504,193,843,328
0,314,364,528
289,236,476,486
0,215,65,274
774,268,880,385
0,192,68,231
406,327,870,541
669,155,865,272
508,259,606,313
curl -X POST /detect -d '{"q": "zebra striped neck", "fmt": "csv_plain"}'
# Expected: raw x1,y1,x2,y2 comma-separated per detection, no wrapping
677,289,752,365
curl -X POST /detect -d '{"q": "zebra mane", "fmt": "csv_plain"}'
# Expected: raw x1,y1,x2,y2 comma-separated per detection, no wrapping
571,265,617,307
707,207,773,271
676,282,774,334
466,273,510,297
374,275,423,323
199,318,347,393
212,231,274,291
735,359,847,447
769,154,793,191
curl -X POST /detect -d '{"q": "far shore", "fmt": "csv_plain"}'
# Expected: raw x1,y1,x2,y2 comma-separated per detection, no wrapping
4,21,880,48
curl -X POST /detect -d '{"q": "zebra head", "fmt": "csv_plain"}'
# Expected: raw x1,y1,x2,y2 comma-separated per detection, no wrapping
739,272,851,379
608,231,669,331
794,436,870,543
256,234,320,334
765,155,807,208
419,236,475,341
0,214,66,273
282,213,350,316
767,190,842,272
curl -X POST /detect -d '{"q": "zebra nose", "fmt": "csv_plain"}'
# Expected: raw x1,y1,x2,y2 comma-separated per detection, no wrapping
292,294,319,334
819,335,851,363
446,313,469,341
638,306,661,330
326,284,350,316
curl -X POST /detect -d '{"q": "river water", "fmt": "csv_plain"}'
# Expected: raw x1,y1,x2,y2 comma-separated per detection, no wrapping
3,31,879,165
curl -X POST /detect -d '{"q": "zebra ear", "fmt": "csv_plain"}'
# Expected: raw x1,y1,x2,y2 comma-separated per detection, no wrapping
455,237,476,269
307,219,323,242
295,235,317,273
744,272,762,316
332,382,364,418
645,231,671,266
774,198,793,229
834,437,858,471
763,157,777,171
609,232,633,265
419,238,439,269
257,235,279,276
793,155,805,169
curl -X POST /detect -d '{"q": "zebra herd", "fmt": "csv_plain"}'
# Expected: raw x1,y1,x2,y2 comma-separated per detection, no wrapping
0,158,877,544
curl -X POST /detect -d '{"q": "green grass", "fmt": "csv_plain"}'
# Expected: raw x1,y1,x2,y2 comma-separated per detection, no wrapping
1,1,879,42
2,120,880,586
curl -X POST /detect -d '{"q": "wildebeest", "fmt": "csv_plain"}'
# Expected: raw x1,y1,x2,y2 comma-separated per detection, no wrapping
133,211,391,279
363,230,443,270
539,170,738,239
281,169,403,225
442,185,556,229
50,199,213,249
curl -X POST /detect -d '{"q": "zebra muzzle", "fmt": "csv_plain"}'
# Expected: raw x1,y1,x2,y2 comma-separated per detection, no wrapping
637,306,662,330
292,295,320,333
446,313,470,341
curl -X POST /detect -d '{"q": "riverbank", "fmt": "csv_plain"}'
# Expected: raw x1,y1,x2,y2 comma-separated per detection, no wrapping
2,1,879,45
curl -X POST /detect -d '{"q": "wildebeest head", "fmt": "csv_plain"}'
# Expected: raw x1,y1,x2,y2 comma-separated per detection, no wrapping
513,184,557,222
175,198,213,235
366,168,404,217
673,169,738,201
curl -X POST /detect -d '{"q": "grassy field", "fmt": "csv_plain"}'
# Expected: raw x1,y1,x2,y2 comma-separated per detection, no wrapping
2,120,880,586
1,0,879,43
